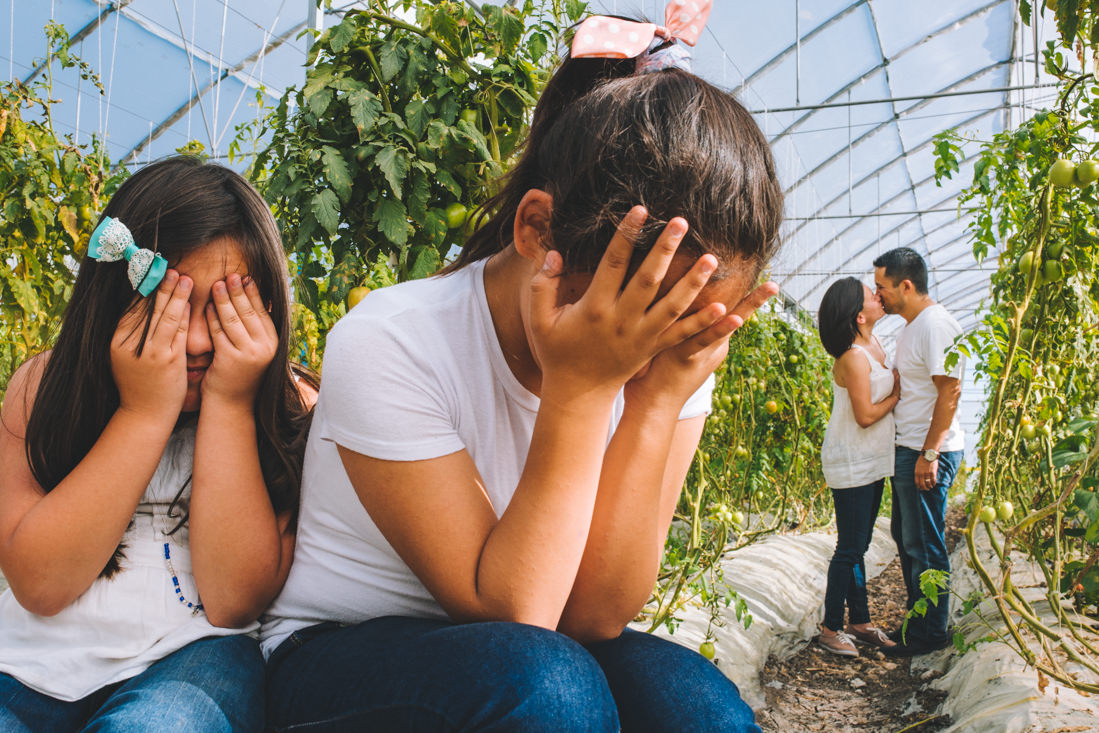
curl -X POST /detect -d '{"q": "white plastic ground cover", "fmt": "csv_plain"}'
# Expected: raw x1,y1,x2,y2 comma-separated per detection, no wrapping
910,526,1099,733
636,517,897,709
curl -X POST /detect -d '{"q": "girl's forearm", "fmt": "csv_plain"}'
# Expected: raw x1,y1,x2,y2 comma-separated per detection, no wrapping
557,402,684,642
2,409,174,615
471,387,618,629
190,395,290,628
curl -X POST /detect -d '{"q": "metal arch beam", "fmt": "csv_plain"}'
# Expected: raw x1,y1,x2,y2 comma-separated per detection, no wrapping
749,0,1005,142
782,59,1011,204
730,0,866,101
789,187,984,305
777,109,996,287
120,20,306,165
113,3,290,98
22,0,136,85
780,104,999,271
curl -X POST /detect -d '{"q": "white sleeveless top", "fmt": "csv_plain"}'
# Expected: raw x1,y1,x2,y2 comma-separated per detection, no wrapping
0,424,255,701
821,343,895,489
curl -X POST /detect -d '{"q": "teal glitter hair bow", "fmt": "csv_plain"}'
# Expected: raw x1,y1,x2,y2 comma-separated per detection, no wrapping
88,217,168,297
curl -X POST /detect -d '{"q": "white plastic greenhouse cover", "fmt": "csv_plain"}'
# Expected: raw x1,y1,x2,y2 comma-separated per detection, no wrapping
1,1,1068,453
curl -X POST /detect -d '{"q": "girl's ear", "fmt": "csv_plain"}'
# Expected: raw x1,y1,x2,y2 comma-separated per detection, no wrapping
513,189,554,263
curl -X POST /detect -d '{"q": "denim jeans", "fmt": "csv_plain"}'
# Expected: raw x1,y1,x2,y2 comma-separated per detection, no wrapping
822,479,885,632
0,635,264,733
891,446,963,643
266,616,761,732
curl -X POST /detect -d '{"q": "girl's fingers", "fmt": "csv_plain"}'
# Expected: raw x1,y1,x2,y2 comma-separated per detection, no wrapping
242,276,278,342
211,279,250,347
528,250,564,330
150,269,180,325
618,217,689,314
150,275,192,351
730,281,779,324
646,253,718,329
585,206,647,305
205,302,232,350
657,301,729,351
172,302,191,354
226,274,266,340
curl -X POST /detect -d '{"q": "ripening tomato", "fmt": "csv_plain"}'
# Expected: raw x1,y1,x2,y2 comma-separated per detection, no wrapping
347,286,371,310
978,506,997,523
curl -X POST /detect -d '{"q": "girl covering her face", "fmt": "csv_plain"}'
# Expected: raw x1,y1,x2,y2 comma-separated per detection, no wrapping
0,156,312,732
264,6,782,732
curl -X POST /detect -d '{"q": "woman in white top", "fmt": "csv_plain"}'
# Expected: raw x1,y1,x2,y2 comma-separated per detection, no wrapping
816,277,900,657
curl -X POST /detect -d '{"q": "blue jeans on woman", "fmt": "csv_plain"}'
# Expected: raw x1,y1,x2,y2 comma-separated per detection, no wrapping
822,479,885,632
265,616,761,732
0,635,264,733
891,446,963,645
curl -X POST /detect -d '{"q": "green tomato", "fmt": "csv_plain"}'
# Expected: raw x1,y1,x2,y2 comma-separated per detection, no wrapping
978,505,997,523
788,354,799,364
1018,251,1035,275
730,510,745,526
459,108,479,126
699,641,716,660
720,394,733,408
1021,423,1037,440
734,445,750,459
1042,260,1064,283
1020,328,1034,344
996,501,1014,521
1045,240,1064,259
1076,159,1099,184
1051,159,1077,187
445,202,469,230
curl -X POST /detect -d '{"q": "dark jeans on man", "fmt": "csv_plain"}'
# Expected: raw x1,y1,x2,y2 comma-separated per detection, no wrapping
891,446,963,644
822,479,885,632
266,616,761,732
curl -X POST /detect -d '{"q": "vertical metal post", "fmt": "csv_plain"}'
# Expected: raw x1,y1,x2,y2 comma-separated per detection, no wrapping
1033,8,1039,84
306,0,324,63
847,89,852,215
795,0,801,105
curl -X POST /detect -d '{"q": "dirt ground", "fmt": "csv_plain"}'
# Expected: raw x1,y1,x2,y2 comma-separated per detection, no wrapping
755,507,967,733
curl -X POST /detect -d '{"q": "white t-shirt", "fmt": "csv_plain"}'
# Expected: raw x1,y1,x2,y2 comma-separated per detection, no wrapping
259,259,714,657
893,303,965,452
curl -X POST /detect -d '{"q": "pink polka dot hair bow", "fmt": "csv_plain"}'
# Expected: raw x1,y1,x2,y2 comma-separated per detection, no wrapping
571,0,713,73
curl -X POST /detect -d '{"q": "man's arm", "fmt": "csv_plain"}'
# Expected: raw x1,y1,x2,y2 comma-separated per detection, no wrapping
914,375,962,491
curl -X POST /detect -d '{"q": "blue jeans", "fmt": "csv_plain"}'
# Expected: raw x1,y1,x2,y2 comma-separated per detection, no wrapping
0,635,264,732
822,479,885,632
891,446,963,643
266,616,761,732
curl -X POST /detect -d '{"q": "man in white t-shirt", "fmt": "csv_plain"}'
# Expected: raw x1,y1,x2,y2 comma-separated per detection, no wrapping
873,248,965,656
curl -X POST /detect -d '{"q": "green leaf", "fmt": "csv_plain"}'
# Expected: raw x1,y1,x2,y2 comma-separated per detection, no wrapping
3,273,40,314
308,88,333,118
378,41,403,82
405,99,431,138
303,65,335,102
498,9,523,52
348,89,383,139
423,209,448,249
527,31,548,61
435,169,461,198
408,245,442,280
376,146,410,198
329,19,355,53
322,146,353,203
374,198,408,246
312,189,340,236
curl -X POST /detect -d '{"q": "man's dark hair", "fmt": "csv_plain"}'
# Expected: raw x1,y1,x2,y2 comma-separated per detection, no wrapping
873,247,928,294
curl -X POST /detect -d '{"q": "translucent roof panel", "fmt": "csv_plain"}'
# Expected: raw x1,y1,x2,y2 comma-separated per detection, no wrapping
0,0,1069,452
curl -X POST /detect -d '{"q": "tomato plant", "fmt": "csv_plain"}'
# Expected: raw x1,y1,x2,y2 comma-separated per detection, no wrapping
0,22,126,400
930,7,1099,692
645,308,834,635
247,0,584,369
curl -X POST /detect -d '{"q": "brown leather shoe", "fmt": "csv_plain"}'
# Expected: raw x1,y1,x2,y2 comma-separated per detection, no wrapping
817,630,859,657
845,625,897,649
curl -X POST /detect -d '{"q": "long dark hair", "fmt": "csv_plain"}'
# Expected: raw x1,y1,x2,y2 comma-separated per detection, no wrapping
23,156,311,576
818,277,865,359
450,53,784,279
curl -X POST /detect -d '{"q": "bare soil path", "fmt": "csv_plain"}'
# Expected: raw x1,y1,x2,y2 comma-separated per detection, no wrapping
755,507,966,733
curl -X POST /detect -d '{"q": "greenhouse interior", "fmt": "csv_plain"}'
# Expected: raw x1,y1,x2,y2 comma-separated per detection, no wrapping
2,1,1098,731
